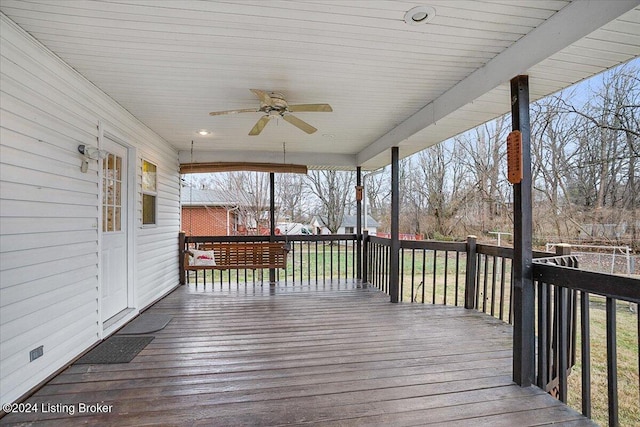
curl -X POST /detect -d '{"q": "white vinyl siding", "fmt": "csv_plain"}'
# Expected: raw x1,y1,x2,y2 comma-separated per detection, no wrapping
0,15,180,406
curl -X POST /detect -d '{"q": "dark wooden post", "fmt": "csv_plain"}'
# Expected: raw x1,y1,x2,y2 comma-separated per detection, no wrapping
464,235,477,309
606,297,619,426
511,74,534,387
554,243,575,267
179,232,186,285
356,166,362,283
390,147,400,303
269,172,276,285
362,230,369,285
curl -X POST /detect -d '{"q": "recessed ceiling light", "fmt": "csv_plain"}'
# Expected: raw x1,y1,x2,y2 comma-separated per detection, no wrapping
404,6,436,25
197,130,210,136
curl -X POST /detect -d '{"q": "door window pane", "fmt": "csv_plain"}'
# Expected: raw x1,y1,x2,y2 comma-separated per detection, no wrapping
102,152,123,232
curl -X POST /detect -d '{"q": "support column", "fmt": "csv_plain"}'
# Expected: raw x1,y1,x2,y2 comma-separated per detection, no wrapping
362,230,369,285
511,75,534,387
179,232,186,285
390,147,400,303
356,167,362,283
464,235,478,309
269,172,276,285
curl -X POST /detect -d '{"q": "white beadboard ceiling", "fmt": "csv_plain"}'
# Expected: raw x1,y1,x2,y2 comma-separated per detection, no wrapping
1,0,639,170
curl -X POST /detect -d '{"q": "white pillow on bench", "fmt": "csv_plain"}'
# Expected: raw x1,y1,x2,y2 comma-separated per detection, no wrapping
189,249,216,266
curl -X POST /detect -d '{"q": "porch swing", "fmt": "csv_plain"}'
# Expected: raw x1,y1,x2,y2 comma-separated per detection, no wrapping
182,141,290,275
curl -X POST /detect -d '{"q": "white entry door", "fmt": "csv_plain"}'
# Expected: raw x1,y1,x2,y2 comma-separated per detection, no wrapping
101,138,129,320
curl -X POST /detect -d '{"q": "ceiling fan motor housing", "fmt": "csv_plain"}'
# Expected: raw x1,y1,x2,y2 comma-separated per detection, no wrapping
265,92,288,112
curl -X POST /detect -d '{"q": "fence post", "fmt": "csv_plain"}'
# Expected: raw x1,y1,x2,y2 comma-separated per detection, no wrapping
464,235,477,309
179,232,186,285
555,243,577,270
555,243,572,261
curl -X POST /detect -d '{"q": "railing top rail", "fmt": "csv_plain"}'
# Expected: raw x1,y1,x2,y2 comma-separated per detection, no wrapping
533,262,640,304
185,235,271,243
368,235,390,245
184,234,357,244
273,234,357,242
463,243,553,259
400,239,467,252
476,243,513,258
367,236,467,252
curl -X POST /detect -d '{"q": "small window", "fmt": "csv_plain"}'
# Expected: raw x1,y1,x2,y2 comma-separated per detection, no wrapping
142,160,157,225
344,226,354,234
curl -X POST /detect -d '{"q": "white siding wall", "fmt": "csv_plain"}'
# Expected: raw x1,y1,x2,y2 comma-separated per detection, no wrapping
0,15,180,405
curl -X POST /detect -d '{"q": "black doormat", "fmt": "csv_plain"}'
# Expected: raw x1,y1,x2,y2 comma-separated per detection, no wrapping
117,313,172,335
76,336,154,364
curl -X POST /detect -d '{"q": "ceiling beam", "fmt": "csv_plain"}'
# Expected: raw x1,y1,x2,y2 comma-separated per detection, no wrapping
178,150,357,169
356,0,640,166
180,162,308,174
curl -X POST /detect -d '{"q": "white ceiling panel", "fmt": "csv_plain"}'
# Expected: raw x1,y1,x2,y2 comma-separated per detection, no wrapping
1,0,638,170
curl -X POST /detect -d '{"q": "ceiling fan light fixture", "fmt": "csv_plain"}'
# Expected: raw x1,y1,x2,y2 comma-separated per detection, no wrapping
404,6,436,25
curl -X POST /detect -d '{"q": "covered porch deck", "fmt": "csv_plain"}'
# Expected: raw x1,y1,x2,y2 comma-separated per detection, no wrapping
1,282,593,426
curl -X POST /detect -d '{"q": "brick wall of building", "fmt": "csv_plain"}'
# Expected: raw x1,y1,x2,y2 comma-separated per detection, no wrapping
181,207,236,236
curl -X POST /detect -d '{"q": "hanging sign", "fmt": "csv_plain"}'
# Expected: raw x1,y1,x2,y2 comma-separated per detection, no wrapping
507,130,523,184
355,185,364,201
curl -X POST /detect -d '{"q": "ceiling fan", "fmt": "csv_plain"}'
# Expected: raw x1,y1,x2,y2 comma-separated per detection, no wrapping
209,89,332,135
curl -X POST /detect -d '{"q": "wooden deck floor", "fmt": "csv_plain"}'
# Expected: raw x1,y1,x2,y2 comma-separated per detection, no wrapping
1,282,595,426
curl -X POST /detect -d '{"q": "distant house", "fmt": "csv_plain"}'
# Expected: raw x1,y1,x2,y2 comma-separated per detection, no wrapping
181,188,238,236
311,214,379,235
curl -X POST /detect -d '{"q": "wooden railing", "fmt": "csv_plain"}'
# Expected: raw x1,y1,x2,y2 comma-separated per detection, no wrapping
364,234,552,320
179,232,638,425
364,235,468,305
364,233,639,426
532,255,639,426
179,233,358,286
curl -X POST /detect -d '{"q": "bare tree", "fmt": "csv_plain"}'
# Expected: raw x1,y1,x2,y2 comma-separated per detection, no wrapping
364,168,389,227
396,158,422,235
561,64,639,245
276,173,306,223
455,116,510,232
417,144,448,237
211,171,271,234
306,170,354,233
530,94,581,237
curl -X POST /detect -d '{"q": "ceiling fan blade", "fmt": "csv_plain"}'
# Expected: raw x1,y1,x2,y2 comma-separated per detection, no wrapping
249,115,271,135
209,108,258,116
288,104,333,113
250,89,273,106
283,114,317,134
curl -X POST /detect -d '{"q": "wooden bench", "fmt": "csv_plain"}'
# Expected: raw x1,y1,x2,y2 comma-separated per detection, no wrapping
184,242,288,271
